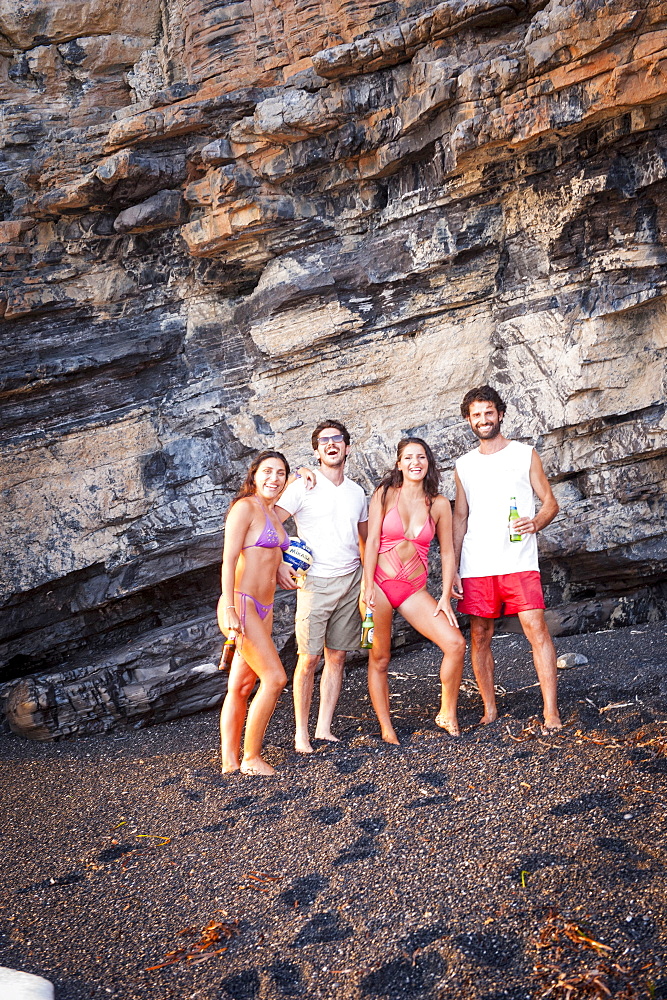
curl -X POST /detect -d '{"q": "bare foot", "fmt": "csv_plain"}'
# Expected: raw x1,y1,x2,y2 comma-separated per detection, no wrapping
479,710,498,725
240,756,276,776
435,713,460,737
221,761,240,774
295,738,314,754
381,728,400,746
314,729,340,743
541,714,563,734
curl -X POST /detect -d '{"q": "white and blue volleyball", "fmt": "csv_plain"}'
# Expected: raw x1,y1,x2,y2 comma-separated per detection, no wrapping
283,537,314,576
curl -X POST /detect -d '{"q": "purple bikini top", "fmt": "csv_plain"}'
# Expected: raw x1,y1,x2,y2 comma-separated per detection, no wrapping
243,501,290,552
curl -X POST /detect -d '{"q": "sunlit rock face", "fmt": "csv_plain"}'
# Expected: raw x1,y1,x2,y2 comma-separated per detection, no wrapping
1,0,666,736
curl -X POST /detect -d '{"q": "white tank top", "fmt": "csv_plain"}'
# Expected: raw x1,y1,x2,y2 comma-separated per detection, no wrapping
456,440,539,578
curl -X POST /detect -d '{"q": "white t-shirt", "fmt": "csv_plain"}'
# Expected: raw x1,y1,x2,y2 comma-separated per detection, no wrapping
278,475,368,578
456,440,539,578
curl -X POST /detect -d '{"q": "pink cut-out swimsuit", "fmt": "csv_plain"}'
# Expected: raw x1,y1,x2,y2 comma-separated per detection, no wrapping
374,490,435,609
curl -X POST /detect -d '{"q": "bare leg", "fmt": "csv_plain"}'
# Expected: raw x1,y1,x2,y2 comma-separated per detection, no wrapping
234,610,287,776
242,669,286,775
518,608,562,730
398,589,466,736
314,648,346,741
469,615,497,724
367,586,399,744
219,654,257,772
292,652,321,753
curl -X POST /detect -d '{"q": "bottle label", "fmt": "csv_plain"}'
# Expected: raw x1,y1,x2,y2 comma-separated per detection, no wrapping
367,627,374,644
509,500,521,541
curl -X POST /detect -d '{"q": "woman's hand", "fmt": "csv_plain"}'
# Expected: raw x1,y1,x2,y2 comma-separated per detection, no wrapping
364,583,376,611
219,597,243,636
434,594,460,628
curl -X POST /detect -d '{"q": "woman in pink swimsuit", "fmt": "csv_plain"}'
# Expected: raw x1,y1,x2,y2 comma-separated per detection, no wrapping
364,438,465,744
218,451,292,775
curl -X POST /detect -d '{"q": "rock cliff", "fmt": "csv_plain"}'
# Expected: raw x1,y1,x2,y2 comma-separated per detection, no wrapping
1,0,666,737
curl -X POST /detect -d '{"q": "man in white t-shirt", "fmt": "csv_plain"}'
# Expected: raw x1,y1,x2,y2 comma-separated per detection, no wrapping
276,420,368,753
452,385,562,732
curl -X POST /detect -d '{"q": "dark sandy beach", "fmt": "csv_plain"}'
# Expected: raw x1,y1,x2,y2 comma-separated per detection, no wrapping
1,620,666,1000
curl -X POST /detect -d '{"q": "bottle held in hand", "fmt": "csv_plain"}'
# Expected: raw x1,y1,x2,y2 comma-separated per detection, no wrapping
220,632,237,671
360,609,374,649
509,497,522,542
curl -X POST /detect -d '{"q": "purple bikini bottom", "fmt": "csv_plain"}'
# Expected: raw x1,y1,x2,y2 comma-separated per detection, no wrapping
234,590,273,631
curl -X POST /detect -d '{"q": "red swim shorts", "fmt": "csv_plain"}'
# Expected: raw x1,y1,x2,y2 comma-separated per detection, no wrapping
458,571,545,618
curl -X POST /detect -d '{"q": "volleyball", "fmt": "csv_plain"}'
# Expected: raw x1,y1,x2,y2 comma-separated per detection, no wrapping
283,537,314,576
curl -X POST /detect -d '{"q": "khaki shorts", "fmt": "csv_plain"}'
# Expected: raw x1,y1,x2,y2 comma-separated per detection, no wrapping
295,565,363,655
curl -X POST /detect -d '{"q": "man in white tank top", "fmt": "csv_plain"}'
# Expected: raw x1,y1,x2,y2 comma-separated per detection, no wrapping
452,386,562,732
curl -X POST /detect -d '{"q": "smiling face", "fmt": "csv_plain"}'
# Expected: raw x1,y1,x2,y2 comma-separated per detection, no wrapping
397,442,429,483
467,400,503,440
253,457,288,501
315,426,350,468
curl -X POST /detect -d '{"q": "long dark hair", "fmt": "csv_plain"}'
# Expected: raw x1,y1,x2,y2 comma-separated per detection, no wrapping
377,437,440,506
229,450,290,509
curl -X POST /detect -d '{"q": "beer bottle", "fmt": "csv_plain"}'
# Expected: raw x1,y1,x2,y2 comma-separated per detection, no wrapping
219,632,237,671
360,609,374,649
509,497,522,542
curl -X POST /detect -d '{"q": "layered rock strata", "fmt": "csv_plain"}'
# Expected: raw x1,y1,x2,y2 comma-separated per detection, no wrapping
1,0,666,737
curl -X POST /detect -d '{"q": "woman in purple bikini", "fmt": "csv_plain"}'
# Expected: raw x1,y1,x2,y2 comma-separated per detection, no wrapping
218,450,292,776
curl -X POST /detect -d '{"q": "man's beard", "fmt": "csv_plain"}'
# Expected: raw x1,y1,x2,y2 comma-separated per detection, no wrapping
320,451,346,467
471,420,501,440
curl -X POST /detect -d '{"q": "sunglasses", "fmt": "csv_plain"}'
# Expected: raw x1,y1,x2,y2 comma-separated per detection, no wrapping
317,434,345,445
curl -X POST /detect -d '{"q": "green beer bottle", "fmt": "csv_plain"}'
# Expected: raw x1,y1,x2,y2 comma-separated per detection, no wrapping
509,497,522,542
360,609,374,649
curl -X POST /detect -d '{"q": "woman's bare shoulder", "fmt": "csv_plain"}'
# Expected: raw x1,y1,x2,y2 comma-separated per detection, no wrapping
430,494,451,516
226,496,256,523
371,484,395,511
235,496,256,511
377,484,397,500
